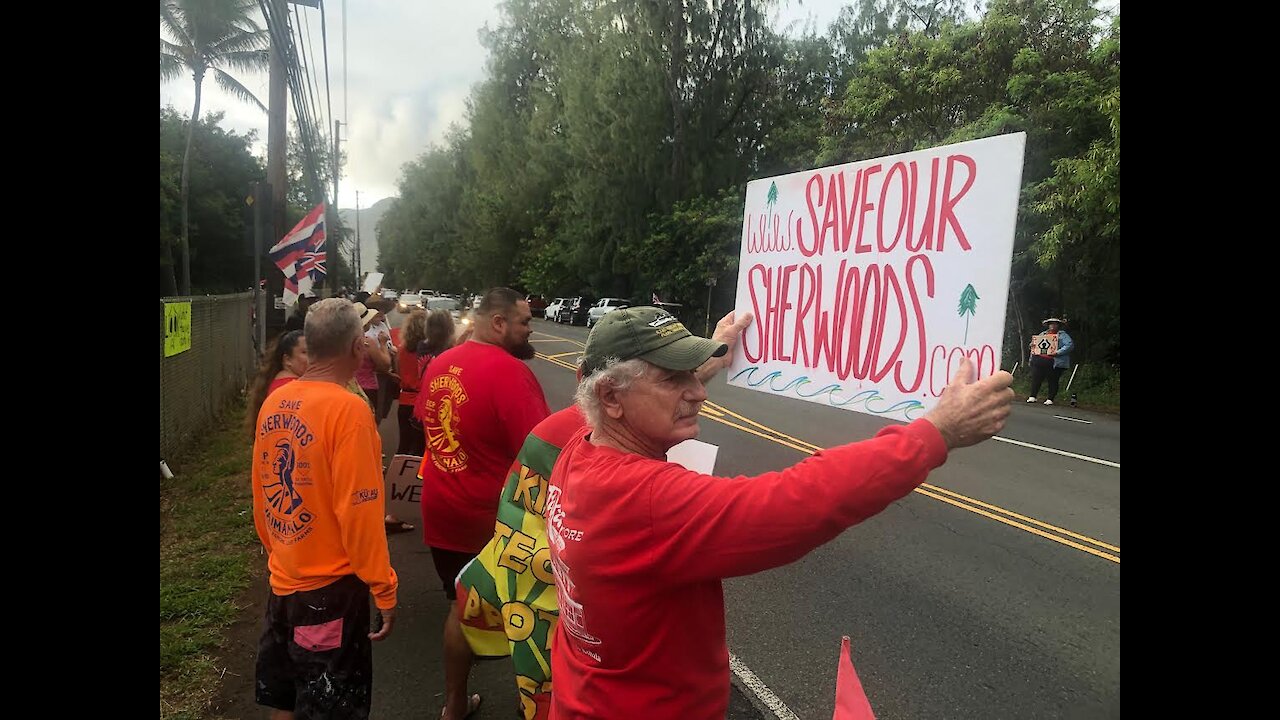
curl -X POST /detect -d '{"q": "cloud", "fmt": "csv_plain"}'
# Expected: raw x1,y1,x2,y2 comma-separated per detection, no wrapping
161,0,503,209
160,0,854,209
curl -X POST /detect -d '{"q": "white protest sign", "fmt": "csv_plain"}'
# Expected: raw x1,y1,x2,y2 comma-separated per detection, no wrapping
384,454,423,522
728,133,1026,422
666,439,719,475
362,272,385,294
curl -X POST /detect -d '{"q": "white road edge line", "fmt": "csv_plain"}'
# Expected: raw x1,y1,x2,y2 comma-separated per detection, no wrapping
992,435,1118,468
729,652,800,720
1053,415,1093,424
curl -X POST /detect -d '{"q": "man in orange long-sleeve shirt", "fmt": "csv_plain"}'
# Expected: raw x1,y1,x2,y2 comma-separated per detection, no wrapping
251,298,399,720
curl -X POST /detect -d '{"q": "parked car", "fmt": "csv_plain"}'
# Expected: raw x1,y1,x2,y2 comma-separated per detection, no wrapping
585,297,631,328
544,298,566,320
558,296,595,325
525,295,548,315
381,288,399,301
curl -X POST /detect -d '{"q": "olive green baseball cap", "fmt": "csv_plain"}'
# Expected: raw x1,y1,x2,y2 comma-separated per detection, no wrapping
581,306,727,376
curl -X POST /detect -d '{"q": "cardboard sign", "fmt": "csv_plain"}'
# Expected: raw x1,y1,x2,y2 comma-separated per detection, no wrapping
1030,333,1058,356
384,454,423,522
728,133,1026,421
164,301,192,357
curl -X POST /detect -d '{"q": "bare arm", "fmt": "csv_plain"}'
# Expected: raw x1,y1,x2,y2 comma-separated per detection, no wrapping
363,336,392,372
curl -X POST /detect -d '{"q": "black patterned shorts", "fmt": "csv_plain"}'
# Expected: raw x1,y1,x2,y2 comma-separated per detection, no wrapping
255,574,373,719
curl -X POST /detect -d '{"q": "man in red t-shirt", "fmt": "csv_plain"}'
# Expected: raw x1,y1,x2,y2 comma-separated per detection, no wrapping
419,287,550,719
546,306,1015,719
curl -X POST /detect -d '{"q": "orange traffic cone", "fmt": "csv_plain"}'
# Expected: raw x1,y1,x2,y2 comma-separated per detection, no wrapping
832,636,875,720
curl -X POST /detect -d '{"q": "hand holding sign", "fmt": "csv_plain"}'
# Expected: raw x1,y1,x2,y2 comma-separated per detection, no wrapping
923,356,1013,450
1030,333,1058,357
696,311,755,383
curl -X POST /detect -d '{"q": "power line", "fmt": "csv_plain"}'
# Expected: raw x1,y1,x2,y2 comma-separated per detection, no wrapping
320,0,334,173
298,5,326,136
342,0,348,126
292,5,326,197
257,0,327,205
287,3,320,137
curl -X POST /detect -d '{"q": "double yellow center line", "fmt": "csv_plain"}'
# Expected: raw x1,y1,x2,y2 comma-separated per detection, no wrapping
532,331,1120,565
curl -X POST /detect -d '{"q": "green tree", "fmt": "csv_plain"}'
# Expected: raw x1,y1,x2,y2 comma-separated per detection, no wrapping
373,0,1119,369
822,0,1118,364
1030,14,1120,362
375,128,473,293
623,190,744,328
160,0,268,295
159,107,264,295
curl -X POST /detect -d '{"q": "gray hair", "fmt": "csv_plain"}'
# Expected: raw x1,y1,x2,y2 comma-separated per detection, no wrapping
575,357,652,429
304,298,362,361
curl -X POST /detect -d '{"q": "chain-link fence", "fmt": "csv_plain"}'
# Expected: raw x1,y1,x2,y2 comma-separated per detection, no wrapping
159,293,257,460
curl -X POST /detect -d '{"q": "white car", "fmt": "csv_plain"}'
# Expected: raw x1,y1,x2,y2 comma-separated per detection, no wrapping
586,298,630,328
427,296,471,329
397,292,423,312
544,298,566,320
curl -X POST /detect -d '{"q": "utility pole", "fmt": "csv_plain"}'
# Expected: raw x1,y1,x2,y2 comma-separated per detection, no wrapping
267,0,289,256
252,183,269,354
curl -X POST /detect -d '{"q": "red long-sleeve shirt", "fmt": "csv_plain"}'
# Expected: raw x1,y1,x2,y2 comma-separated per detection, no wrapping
545,419,948,719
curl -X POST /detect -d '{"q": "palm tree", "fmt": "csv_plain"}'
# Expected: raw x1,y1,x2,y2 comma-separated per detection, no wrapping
160,0,268,295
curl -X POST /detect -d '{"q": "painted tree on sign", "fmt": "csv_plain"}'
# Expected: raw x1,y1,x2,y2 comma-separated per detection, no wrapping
958,283,979,343
766,181,778,211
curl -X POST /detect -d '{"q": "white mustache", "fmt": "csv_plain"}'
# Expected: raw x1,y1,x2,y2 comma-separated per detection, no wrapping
678,403,701,418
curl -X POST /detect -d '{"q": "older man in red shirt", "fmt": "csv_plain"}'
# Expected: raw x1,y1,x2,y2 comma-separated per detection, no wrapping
546,306,1014,719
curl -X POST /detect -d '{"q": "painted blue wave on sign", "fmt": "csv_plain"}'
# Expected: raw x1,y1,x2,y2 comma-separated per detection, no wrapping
730,367,926,420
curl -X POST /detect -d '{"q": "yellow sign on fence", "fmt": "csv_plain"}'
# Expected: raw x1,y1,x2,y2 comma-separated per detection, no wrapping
164,302,192,357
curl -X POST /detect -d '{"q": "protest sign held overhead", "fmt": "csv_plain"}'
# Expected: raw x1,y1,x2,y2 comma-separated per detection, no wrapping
729,133,1026,421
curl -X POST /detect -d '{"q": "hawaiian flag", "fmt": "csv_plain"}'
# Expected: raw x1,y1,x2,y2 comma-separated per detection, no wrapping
269,204,326,306
298,235,326,279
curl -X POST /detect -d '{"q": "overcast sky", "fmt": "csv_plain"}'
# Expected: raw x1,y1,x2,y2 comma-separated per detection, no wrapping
159,1,893,210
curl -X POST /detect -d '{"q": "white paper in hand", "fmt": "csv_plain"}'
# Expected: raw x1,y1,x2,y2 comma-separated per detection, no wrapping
666,439,719,475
